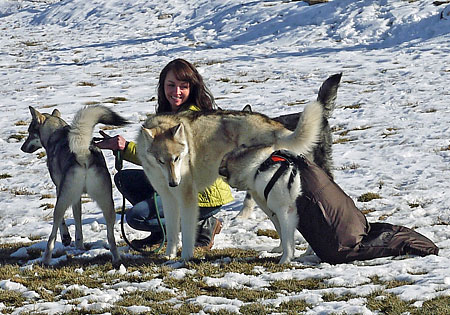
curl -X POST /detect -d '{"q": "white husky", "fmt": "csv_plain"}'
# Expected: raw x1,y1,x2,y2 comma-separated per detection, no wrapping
136,100,323,262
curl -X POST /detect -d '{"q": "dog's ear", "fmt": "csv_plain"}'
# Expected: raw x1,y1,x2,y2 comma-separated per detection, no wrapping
242,104,252,113
171,123,185,140
141,126,155,142
51,109,61,117
29,106,46,124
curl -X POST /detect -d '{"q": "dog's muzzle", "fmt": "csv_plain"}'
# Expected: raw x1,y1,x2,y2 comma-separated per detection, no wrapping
218,166,229,179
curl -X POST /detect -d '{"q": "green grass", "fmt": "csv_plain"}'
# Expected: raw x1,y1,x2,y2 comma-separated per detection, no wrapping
357,192,382,202
0,243,448,314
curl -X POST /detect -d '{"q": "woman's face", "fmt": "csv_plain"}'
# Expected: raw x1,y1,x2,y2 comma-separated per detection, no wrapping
164,70,190,112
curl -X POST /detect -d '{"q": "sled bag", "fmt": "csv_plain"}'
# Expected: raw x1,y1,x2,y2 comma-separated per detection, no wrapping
295,156,438,264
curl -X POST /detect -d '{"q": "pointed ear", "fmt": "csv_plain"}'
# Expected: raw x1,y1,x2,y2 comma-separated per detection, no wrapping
29,106,46,124
51,109,61,117
141,126,155,142
242,104,252,113
171,123,185,140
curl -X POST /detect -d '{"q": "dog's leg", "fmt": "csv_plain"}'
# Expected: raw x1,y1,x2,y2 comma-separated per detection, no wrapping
235,192,256,219
87,170,120,264
277,207,298,264
159,190,180,259
72,199,85,250
269,215,284,254
55,186,72,246
179,197,198,261
43,195,74,265
59,220,71,247
43,170,84,265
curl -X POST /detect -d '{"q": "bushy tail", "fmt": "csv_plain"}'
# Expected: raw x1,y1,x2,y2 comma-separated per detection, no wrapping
317,72,342,119
279,101,323,154
69,105,128,156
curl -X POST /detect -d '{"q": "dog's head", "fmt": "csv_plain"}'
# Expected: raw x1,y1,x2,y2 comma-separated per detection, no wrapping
219,144,273,191
139,123,188,187
21,106,64,153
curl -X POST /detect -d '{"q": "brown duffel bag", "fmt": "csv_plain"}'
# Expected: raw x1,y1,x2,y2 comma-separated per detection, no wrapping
293,153,439,264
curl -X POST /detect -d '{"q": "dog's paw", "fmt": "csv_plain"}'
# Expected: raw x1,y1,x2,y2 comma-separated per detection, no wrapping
270,245,283,253
278,255,292,265
61,235,72,247
163,259,186,269
41,254,52,266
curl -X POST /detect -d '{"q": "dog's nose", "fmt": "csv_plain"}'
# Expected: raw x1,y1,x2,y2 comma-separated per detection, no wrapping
218,166,228,179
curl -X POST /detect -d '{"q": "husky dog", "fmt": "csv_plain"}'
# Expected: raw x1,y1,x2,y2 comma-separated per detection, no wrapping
219,145,308,263
137,93,324,261
21,105,128,265
237,73,341,219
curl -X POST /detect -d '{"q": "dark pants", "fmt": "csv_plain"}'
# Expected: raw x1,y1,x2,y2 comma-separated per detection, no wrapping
115,169,220,233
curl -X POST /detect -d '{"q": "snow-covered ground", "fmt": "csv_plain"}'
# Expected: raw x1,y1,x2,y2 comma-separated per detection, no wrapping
0,0,449,313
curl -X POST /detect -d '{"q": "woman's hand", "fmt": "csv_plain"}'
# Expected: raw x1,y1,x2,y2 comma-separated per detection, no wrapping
94,130,127,151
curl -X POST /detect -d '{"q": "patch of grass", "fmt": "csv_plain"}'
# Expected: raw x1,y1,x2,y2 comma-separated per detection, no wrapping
239,303,270,314
366,290,414,314
357,192,382,202
11,188,36,196
333,137,352,144
118,289,177,306
338,162,360,170
248,78,270,83
369,275,414,289
61,288,85,300
270,278,328,292
0,173,12,179
37,151,46,159
286,99,309,106
413,295,450,315
378,213,391,221
257,229,279,239
322,292,360,302
437,144,450,151
0,288,26,307
100,125,123,131
15,120,27,126
40,203,54,210
7,134,26,142
382,127,399,138
278,298,311,313
84,101,101,105
40,193,54,199
22,41,39,46
361,208,377,215
77,81,96,87
103,96,127,104
343,104,362,110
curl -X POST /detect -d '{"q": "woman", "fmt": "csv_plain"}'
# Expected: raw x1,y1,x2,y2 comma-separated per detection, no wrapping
96,59,234,250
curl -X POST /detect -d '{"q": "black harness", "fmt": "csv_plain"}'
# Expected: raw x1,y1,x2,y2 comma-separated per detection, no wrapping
254,150,303,200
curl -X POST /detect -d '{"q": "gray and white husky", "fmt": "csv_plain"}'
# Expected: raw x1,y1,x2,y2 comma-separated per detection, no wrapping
237,73,341,219
136,88,324,262
21,105,128,265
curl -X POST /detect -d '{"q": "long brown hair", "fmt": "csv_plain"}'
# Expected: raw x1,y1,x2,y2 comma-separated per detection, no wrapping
156,59,216,113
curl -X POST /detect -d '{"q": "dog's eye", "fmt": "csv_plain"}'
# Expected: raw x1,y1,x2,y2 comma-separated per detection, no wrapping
173,156,179,162
158,159,165,165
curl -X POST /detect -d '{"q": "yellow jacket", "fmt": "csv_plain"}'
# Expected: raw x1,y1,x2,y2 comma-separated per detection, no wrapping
122,106,234,208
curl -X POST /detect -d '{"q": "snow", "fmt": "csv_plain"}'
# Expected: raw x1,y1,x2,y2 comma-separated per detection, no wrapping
1,0,449,313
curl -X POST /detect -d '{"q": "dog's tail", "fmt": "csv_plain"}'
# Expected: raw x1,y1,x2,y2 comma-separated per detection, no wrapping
69,105,128,157
317,72,342,119
279,100,323,154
